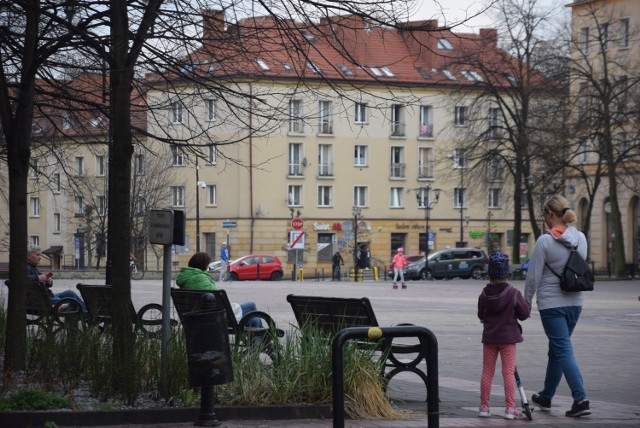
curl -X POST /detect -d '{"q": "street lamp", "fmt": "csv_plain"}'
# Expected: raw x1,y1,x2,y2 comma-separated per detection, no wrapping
195,158,206,252
415,185,440,279
352,206,362,280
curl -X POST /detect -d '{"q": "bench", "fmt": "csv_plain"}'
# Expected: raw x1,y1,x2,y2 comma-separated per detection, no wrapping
286,294,429,399
76,283,167,335
4,280,84,329
170,288,284,356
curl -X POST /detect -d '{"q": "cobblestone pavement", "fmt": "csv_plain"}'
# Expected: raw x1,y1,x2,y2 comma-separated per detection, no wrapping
34,276,640,427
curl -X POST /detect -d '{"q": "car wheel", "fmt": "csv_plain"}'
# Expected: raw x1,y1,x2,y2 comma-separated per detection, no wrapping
471,267,483,280
229,272,239,281
270,271,283,281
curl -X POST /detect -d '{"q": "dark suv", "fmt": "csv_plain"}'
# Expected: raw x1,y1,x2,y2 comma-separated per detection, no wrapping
404,248,488,280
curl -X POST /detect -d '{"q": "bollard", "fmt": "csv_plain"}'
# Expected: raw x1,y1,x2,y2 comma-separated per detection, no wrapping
182,293,234,426
297,268,304,281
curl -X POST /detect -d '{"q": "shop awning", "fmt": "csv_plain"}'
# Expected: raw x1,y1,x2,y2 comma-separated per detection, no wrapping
42,246,63,256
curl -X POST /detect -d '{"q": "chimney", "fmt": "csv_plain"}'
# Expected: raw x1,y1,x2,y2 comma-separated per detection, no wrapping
479,28,498,47
202,9,225,43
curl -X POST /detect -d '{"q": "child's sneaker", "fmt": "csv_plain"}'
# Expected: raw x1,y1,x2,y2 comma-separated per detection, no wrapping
401,283,407,289
478,405,491,418
504,408,525,420
392,283,398,289
565,400,590,417
531,393,551,412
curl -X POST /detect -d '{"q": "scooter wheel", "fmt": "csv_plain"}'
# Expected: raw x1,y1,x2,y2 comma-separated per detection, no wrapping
523,403,533,421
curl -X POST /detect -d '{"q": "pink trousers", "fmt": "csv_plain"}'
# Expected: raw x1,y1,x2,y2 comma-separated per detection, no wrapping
480,343,517,410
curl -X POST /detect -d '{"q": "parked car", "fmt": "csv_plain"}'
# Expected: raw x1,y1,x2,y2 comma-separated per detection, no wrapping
404,248,489,280
386,254,424,278
212,254,284,281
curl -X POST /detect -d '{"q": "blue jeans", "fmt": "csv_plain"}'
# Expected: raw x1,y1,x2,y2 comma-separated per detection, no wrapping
240,301,262,328
51,290,87,313
539,306,586,402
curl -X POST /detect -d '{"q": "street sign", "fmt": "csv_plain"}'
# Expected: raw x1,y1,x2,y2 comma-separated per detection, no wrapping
289,231,305,249
149,209,174,245
222,221,237,228
291,218,304,230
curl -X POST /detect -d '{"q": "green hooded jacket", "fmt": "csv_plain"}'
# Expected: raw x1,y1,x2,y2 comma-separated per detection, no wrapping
175,267,218,290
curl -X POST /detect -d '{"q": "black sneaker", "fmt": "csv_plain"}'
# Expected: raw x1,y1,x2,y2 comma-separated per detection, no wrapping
531,393,551,412
566,400,591,417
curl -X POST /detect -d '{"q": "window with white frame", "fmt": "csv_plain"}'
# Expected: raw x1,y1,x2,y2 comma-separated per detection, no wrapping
54,213,61,233
30,197,40,217
418,147,434,178
289,99,304,133
578,138,588,163
600,22,609,51
419,105,433,138
136,196,145,215
390,104,405,136
96,155,105,176
354,145,368,167
453,148,468,168
417,188,434,208
487,155,503,181
390,146,405,178
97,195,106,215
288,185,302,206
53,172,61,193
29,158,39,178
317,186,332,207
318,100,333,134
619,18,629,49
75,195,84,215
354,186,368,207
488,108,500,138
206,184,217,205
578,82,589,124
318,144,333,177
206,99,216,121
389,187,404,208
354,102,367,123
75,156,85,176
29,235,39,247
580,27,589,54
171,145,185,166
437,38,453,50
454,187,465,209
256,58,270,70
208,145,217,164
488,188,501,208
171,186,185,207
617,132,629,160
171,102,184,123
135,154,145,175
288,143,303,176
454,106,467,126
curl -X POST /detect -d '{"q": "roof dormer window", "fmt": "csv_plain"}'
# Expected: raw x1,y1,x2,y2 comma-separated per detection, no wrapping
437,38,453,50
307,61,321,74
381,67,395,77
256,59,270,71
369,67,383,77
442,69,456,80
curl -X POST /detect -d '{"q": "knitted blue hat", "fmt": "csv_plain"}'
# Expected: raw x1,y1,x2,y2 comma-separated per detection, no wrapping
488,251,510,280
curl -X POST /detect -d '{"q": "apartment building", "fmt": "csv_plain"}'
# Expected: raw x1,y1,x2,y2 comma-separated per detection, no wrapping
565,0,640,274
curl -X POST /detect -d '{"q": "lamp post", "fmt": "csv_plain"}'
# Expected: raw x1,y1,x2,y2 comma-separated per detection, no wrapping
457,153,466,248
352,206,362,280
416,185,440,279
195,158,206,252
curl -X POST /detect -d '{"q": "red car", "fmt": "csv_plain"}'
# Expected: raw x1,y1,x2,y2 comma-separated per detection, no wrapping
222,254,284,281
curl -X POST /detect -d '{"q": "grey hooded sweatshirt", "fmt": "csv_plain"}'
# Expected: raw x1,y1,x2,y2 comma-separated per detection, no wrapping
524,225,587,311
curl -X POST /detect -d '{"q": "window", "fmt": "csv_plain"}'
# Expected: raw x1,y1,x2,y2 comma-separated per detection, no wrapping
390,146,405,178
461,70,483,81
600,22,609,51
578,138,588,164
97,195,106,215
171,186,185,207
53,213,61,233
389,187,404,208
288,143,303,176
617,132,629,160
289,99,304,133
488,107,500,138
454,106,467,126
454,187,466,209
437,38,453,50
171,145,185,166
418,147,434,178
354,102,367,123
354,186,368,207
318,100,333,134
206,99,216,121
318,144,333,176
307,61,321,73
53,172,61,193
136,197,145,215
256,58,270,70
619,19,629,49
288,185,302,206
380,67,395,77
578,82,589,125
317,186,332,207
453,148,468,169
419,105,433,138
208,145,217,164
442,69,456,80
580,27,589,54
135,154,145,175
75,195,84,216
75,156,85,176
417,188,434,208
29,235,39,247
29,159,39,178
30,197,40,217
488,188,501,208
206,184,217,205
354,145,368,167
62,111,76,129
171,102,184,123
390,104,405,136
317,233,334,262
96,155,105,176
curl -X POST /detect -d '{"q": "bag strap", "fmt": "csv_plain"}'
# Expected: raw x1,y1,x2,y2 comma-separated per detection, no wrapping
544,233,578,279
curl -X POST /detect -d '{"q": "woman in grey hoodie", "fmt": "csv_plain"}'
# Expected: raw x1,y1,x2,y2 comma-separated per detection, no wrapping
524,195,591,418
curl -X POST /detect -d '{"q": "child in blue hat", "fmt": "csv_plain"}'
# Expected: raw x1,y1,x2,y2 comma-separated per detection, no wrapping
478,251,531,419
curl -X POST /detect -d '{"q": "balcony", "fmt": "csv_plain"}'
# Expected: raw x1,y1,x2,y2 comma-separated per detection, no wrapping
289,119,304,133
318,121,333,135
419,123,434,138
390,121,406,137
390,163,406,178
288,164,304,177
318,163,333,177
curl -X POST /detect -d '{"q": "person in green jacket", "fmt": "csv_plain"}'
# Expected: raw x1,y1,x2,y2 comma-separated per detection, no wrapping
176,252,260,327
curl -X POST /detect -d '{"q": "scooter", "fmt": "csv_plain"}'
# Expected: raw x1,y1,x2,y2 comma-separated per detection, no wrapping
515,366,533,420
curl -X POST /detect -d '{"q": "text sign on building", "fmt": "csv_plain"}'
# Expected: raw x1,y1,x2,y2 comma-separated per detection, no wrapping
291,218,304,230
149,209,174,245
222,221,237,228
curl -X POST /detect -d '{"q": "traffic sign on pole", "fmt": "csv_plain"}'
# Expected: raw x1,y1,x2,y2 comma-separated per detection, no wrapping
291,218,304,230
289,231,305,249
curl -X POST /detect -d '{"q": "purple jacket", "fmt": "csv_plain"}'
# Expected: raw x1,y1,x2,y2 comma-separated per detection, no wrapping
478,282,530,344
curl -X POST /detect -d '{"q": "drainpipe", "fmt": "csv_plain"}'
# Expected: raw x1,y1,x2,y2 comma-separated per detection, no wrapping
249,82,254,253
